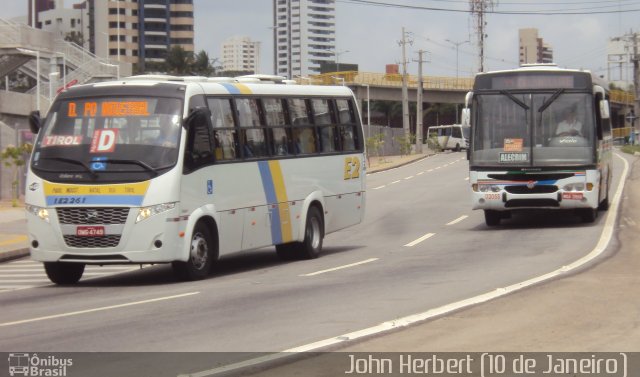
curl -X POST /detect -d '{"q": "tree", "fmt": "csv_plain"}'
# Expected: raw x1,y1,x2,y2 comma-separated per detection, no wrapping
371,100,403,127
1,143,33,206
165,46,194,75
64,31,84,46
365,133,385,166
193,50,215,76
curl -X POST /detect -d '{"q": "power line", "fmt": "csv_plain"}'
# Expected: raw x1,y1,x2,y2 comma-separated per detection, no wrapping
337,0,640,15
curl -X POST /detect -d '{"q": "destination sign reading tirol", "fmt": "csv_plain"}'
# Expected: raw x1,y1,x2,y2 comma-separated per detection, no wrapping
67,101,151,118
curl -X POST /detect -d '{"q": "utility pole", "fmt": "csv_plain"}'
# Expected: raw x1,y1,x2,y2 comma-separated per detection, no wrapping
633,32,640,144
414,50,428,154
469,0,495,72
399,27,412,138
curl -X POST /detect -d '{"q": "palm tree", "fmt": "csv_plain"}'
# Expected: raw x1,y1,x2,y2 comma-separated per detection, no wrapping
193,50,215,76
165,46,194,75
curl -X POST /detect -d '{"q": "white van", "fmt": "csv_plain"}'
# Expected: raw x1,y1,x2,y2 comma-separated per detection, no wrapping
427,124,470,151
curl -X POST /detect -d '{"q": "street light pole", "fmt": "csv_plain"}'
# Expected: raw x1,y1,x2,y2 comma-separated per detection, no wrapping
335,49,350,72
445,39,469,83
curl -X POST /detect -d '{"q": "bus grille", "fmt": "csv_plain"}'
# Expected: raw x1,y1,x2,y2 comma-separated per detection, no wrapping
505,185,558,194
505,199,559,208
63,235,121,248
57,207,129,225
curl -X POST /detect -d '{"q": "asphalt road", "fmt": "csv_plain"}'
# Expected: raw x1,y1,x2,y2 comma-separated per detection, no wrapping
0,151,631,376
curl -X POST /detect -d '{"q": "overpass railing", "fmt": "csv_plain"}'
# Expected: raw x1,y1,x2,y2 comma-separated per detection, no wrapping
304,71,474,91
610,89,635,106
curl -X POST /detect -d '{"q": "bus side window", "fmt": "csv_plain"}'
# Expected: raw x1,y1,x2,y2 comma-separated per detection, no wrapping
264,98,292,156
185,108,215,172
287,98,317,154
311,98,338,153
207,97,238,161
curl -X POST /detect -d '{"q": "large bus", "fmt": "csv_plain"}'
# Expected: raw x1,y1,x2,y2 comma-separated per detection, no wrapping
25,75,366,284
463,65,613,226
426,124,470,151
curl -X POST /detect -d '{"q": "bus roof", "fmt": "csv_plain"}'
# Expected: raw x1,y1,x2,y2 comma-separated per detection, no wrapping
63,75,355,98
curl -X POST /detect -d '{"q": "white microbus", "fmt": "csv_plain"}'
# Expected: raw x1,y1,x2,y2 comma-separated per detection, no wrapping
463,66,613,226
25,75,366,284
426,124,470,151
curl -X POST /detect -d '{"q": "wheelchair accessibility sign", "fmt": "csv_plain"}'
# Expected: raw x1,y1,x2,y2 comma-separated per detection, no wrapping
8,353,73,376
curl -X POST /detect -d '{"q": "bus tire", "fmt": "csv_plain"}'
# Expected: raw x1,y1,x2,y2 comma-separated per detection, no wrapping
484,210,501,226
598,174,611,211
300,206,324,259
44,262,85,285
454,143,461,152
579,208,597,223
172,222,216,281
276,206,324,260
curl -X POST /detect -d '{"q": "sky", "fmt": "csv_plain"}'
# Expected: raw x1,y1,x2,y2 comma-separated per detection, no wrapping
3,0,639,81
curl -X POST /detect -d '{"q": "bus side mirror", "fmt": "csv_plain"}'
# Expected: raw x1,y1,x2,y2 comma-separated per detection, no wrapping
599,100,610,119
28,111,41,134
461,108,471,127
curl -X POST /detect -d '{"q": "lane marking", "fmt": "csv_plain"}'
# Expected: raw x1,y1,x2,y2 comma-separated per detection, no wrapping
464,177,469,181
435,166,442,170
390,180,401,185
0,291,200,327
416,172,424,176
0,235,28,247
372,185,386,190
185,153,631,377
427,169,434,172
446,215,468,226
404,233,435,247
404,176,414,180
300,258,378,277
0,279,49,283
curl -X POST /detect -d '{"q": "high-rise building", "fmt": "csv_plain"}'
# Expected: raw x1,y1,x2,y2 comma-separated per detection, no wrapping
85,0,194,72
273,0,336,78
29,0,57,28
221,36,261,74
519,28,553,65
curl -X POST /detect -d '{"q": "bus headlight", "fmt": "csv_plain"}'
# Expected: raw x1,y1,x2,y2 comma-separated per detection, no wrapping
563,183,585,191
25,204,50,223
476,184,500,192
136,202,176,223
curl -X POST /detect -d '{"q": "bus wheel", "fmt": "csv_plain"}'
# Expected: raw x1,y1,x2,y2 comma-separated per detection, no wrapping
579,208,597,223
300,206,324,259
598,175,611,211
276,206,324,260
172,222,216,281
484,210,501,226
44,262,85,285
455,143,461,152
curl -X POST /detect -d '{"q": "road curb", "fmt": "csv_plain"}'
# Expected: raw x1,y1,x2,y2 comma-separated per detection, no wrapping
367,154,433,174
0,248,30,263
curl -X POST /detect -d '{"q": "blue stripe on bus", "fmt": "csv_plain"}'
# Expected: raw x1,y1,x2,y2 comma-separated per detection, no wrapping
220,83,241,94
46,195,145,206
258,161,282,244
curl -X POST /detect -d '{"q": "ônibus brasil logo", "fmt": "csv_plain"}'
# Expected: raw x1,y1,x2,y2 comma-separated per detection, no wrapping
8,353,73,377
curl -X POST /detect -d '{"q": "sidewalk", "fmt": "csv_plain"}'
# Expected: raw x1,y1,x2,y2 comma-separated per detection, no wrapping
0,152,433,263
0,200,28,263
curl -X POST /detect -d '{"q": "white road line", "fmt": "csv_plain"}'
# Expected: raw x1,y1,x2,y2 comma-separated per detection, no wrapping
464,177,469,181
372,185,386,190
404,176,414,180
390,180,401,185
0,279,50,283
0,291,200,327
427,169,434,172
0,268,45,272
300,258,378,277
404,233,435,247
435,166,442,170
446,215,469,226
185,155,630,377
416,172,424,176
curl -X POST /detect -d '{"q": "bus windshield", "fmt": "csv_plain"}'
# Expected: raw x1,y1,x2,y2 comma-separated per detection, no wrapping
31,96,183,182
472,92,594,167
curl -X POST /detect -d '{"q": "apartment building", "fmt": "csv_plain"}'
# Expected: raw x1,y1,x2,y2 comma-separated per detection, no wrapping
273,0,336,78
519,28,553,65
221,36,261,74
86,0,194,72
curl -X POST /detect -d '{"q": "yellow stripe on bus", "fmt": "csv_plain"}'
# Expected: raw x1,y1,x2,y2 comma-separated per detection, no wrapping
234,84,252,95
268,160,292,243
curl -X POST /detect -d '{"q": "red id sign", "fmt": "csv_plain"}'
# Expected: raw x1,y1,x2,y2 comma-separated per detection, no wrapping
76,226,105,237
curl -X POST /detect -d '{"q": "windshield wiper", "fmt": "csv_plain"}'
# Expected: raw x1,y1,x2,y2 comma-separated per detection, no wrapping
537,89,565,114
500,90,530,110
99,158,159,177
38,157,98,179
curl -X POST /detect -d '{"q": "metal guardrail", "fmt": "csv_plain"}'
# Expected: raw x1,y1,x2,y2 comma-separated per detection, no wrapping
304,71,474,91
610,89,636,105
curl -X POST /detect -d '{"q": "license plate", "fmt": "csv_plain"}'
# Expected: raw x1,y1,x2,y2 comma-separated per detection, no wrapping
562,192,584,200
76,226,105,237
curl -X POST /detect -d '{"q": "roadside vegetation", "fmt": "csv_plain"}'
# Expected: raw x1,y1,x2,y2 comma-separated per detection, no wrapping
620,145,640,155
